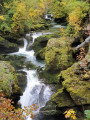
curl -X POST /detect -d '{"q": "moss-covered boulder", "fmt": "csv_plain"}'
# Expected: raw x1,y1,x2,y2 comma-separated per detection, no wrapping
3,55,26,70
31,33,60,60
57,50,90,106
51,87,75,107
45,37,75,72
0,36,19,53
0,61,22,101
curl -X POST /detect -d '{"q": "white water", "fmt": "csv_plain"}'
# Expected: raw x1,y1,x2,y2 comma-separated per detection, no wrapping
10,31,52,120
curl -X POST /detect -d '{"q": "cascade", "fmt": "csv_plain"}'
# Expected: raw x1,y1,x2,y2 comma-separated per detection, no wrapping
10,31,52,119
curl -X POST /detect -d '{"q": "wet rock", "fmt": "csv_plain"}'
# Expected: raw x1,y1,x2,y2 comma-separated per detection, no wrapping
4,55,26,70
36,47,46,60
0,36,19,53
25,36,33,42
25,34,33,50
17,71,27,92
25,61,36,70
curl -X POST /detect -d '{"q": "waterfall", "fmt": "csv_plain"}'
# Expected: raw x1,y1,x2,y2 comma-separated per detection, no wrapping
19,38,27,53
20,69,51,110
10,31,52,120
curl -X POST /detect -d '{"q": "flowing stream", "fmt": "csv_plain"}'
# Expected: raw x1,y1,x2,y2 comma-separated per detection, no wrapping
10,31,53,120
9,18,66,119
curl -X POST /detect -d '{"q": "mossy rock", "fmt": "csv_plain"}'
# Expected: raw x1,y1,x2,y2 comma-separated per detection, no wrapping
0,36,19,53
31,34,55,52
0,61,22,100
51,87,75,107
3,55,26,70
31,33,60,60
36,47,46,60
37,68,59,84
59,54,90,105
17,71,27,92
45,37,75,72
31,24,46,31
25,61,36,70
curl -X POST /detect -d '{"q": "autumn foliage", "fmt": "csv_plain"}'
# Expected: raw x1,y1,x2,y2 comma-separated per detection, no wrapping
64,109,77,120
0,91,38,120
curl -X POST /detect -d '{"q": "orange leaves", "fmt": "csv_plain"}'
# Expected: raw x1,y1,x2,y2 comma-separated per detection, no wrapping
76,47,86,61
64,109,77,120
0,91,38,120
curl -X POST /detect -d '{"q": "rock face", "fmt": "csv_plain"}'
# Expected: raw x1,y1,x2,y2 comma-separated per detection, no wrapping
0,61,22,102
45,37,75,72
39,35,90,120
51,45,90,106
0,36,19,53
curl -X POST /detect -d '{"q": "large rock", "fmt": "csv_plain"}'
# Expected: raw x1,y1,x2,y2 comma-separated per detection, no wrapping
0,36,19,53
51,87,75,107
4,55,26,70
57,47,90,106
45,37,75,72
31,33,60,60
0,61,22,102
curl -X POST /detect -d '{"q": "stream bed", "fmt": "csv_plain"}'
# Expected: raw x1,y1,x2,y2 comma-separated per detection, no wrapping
9,22,66,120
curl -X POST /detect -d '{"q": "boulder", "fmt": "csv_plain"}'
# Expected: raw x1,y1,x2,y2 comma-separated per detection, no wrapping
57,47,90,106
45,37,75,72
51,87,75,107
31,33,60,60
4,55,26,70
0,61,22,102
0,36,19,53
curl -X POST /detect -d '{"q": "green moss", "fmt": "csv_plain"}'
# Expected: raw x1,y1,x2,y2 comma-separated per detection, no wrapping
31,23,47,30
51,87,75,107
0,36,18,53
59,58,90,105
31,33,60,60
36,47,46,60
38,69,59,84
0,61,21,97
45,37,74,71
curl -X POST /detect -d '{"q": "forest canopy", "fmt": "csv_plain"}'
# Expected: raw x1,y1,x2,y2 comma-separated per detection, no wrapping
0,0,89,36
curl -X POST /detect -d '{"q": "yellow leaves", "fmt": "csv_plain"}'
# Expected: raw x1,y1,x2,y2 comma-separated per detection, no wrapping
64,109,77,120
39,0,45,16
0,16,5,21
68,7,83,36
61,1,66,7
17,2,26,13
28,8,37,18
11,1,27,32
69,7,81,26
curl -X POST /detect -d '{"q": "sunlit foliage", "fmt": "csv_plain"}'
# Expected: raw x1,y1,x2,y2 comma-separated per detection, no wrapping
64,109,77,120
53,0,89,36
0,0,47,34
